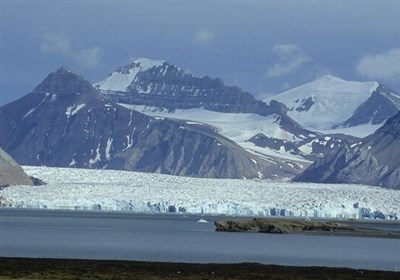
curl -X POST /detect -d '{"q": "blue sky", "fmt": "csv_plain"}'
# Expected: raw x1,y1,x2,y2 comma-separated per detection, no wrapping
1,1,400,105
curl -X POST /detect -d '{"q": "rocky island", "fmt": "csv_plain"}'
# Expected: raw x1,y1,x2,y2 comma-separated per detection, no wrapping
215,218,400,238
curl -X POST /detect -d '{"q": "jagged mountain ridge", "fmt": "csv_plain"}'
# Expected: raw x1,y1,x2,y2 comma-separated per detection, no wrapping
0,67,297,179
95,58,287,116
294,111,400,189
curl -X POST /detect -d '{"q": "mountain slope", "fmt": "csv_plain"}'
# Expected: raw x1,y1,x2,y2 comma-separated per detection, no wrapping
0,148,34,187
0,67,296,179
295,111,400,189
264,75,400,135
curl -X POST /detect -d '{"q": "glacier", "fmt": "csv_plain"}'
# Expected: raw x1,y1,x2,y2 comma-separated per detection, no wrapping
0,166,399,220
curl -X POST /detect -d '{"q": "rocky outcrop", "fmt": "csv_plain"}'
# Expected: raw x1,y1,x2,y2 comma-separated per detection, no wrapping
0,67,295,179
295,112,400,189
215,218,400,237
0,148,33,187
215,218,349,234
248,133,358,162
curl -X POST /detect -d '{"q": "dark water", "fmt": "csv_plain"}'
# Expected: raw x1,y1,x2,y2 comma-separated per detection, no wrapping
0,209,399,271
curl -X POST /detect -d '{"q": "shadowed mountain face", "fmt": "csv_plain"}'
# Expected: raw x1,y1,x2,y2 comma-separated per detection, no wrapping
341,84,400,127
0,67,296,179
295,112,400,189
0,148,33,187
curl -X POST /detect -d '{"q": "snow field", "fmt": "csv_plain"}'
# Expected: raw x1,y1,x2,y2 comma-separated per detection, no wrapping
0,166,399,219
119,105,299,143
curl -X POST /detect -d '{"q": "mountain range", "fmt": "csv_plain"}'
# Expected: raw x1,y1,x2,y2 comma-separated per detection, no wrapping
0,67,295,179
95,59,400,163
1,58,399,188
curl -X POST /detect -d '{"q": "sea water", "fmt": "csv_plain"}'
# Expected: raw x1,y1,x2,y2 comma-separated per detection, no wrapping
0,209,399,271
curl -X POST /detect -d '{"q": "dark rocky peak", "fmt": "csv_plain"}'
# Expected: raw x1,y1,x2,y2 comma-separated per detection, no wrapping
97,58,285,117
33,66,97,96
340,83,400,128
372,111,400,138
375,83,400,107
126,59,225,89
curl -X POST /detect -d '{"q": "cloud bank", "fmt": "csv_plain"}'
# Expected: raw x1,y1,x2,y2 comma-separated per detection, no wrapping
40,33,103,68
356,48,400,82
266,44,310,78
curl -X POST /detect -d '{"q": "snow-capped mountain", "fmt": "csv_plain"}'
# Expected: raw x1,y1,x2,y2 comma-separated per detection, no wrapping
264,75,400,136
295,111,400,189
95,58,286,116
0,67,299,179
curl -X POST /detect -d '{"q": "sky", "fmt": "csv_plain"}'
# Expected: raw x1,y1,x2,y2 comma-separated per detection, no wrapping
1,0,400,105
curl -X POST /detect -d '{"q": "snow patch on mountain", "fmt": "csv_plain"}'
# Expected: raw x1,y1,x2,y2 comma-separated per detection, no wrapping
1,166,398,219
65,103,86,116
317,122,382,138
135,57,165,70
95,58,166,92
240,141,310,164
265,75,379,130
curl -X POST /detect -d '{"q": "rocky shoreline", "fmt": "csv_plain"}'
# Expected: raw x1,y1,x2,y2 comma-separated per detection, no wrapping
0,257,399,280
215,218,400,238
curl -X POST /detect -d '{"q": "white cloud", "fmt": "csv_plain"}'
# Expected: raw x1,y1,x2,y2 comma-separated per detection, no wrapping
193,30,216,45
40,32,103,68
356,48,400,81
266,44,310,78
